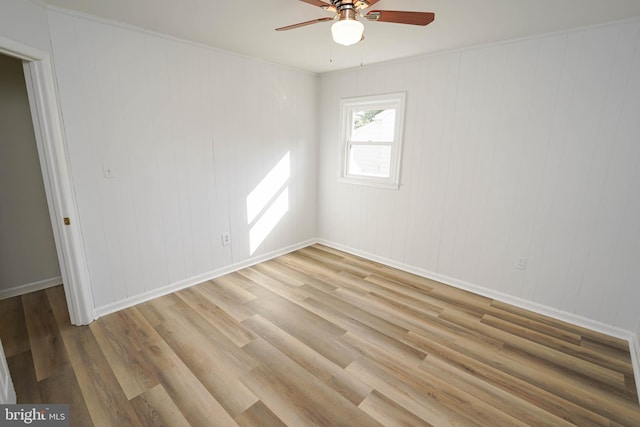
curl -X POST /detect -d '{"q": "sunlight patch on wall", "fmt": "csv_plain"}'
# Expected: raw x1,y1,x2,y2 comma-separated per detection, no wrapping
249,188,289,255
247,152,290,254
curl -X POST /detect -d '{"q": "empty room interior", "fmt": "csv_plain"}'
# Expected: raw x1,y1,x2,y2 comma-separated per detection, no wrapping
1,0,640,425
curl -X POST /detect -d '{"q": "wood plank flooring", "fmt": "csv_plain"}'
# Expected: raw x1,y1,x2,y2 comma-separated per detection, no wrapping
1,244,639,426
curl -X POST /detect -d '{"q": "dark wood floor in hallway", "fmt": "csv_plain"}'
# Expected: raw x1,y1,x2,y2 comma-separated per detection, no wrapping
1,244,639,426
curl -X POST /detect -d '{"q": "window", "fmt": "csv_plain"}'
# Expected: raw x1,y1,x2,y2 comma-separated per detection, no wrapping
339,92,406,189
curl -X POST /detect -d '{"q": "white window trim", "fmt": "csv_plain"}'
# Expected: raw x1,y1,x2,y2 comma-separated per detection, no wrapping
338,92,406,189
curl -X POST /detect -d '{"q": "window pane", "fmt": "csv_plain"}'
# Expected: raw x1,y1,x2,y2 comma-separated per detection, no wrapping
348,144,391,178
351,108,396,142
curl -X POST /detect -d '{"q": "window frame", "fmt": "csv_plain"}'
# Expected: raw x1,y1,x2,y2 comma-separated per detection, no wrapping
338,92,406,189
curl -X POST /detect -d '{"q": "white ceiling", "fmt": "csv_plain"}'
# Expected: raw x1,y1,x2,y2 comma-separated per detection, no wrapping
39,0,640,73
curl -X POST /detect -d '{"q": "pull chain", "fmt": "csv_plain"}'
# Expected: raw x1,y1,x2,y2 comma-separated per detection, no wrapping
329,39,334,63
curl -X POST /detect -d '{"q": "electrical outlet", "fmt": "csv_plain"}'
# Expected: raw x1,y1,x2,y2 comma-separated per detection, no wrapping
221,232,231,246
516,257,528,270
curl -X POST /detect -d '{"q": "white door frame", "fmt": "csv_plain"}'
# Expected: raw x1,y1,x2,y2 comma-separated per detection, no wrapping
0,35,94,325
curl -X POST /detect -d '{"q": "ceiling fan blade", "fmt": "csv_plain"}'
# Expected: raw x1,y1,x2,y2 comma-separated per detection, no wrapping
365,10,435,26
275,17,334,31
299,0,336,12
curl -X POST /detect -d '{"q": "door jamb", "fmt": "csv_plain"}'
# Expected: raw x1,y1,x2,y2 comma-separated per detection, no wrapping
0,35,94,325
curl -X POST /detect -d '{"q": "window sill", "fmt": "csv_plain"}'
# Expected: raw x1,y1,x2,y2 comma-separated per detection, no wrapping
338,176,400,190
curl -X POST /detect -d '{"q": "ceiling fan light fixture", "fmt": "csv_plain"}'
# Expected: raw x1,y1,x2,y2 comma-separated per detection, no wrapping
277,1,435,52
331,18,364,46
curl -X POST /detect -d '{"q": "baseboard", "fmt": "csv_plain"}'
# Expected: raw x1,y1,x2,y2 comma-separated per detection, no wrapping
317,239,634,341
93,239,317,318
0,276,63,301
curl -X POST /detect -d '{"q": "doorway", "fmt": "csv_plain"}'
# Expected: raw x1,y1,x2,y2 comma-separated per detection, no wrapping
0,53,62,298
0,35,93,325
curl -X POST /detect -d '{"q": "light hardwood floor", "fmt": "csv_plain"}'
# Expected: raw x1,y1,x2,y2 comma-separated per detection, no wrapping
1,244,639,426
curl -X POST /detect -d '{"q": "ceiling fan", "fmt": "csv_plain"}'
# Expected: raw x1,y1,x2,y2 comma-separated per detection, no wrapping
276,0,435,47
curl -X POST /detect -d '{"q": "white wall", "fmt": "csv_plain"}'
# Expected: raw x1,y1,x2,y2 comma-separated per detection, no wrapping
318,19,640,333
0,0,51,53
47,10,317,311
0,54,61,295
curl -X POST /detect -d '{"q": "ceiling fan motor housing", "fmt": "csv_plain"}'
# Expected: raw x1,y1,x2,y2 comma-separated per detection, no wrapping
331,1,374,16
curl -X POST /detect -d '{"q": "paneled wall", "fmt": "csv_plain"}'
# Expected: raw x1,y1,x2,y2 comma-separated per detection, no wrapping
318,20,640,332
0,54,61,296
47,10,317,310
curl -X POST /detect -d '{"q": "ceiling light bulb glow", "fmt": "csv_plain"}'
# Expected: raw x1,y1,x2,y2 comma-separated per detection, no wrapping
331,19,364,46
